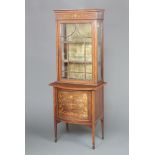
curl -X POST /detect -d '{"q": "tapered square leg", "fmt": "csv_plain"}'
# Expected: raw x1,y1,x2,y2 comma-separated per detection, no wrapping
101,118,104,139
66,123,69,132
54,121,57,142
92,144,95,150
53,88,57,143
92,123,95,149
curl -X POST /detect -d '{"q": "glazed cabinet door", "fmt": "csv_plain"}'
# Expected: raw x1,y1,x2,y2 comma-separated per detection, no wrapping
57,21,95,84
57,89,91,121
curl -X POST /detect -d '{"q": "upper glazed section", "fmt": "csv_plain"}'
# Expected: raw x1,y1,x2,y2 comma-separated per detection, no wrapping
54,9,104,20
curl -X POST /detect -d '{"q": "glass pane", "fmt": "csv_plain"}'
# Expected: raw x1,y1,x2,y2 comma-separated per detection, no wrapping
68,44,85,62
62,71,67,79
86,64,92,73
97,21,103,81
86,43,92,62
86,73,92,80
69,72,85,80
61,24,92,42
68,64,85,73
60,23,92,80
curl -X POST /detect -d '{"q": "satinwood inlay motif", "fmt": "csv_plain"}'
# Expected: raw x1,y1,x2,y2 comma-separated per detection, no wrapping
58,90,88,120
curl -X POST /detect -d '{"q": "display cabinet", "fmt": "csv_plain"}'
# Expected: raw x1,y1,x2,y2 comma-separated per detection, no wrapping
55,9,104,85
49,9,105,149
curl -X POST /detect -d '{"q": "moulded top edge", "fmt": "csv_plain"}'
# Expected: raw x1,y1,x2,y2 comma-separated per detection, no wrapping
49,81,106,90
53,9,105,13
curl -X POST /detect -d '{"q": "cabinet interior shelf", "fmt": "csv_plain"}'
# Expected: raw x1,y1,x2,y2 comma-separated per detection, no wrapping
61,41,92,44
63,60,92,64
62,71,92,74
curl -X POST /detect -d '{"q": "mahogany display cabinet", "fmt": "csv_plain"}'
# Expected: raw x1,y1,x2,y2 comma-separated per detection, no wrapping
49,9,106,149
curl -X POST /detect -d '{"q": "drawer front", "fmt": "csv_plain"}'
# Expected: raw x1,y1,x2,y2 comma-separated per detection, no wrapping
57,90,91,121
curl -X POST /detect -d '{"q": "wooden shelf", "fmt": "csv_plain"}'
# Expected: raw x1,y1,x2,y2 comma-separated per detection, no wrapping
62,71,92,74
61,41,92,44
63,60,92,64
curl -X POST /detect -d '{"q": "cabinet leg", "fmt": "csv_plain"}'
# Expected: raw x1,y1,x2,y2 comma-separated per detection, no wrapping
66,123,69,132
92,123,95,149
54,121,57,142
101,118,104,139
53,88,57,143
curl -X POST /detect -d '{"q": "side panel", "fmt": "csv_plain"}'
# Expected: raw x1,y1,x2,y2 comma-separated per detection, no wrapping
95,85,104,120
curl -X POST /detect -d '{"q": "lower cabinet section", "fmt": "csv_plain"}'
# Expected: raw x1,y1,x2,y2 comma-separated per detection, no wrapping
50,82,104,149
57,90,91,121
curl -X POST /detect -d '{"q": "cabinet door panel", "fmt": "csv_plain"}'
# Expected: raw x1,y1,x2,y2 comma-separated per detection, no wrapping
57,90,91,121
60,23,93,81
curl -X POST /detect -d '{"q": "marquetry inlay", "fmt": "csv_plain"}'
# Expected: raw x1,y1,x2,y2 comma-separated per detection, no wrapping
57,90,89,120
55,10,104,20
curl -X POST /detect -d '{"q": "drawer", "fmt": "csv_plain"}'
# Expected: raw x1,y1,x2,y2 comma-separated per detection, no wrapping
57,90,91,121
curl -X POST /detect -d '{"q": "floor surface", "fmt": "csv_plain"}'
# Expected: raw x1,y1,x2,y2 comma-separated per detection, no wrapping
26,123,128,155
